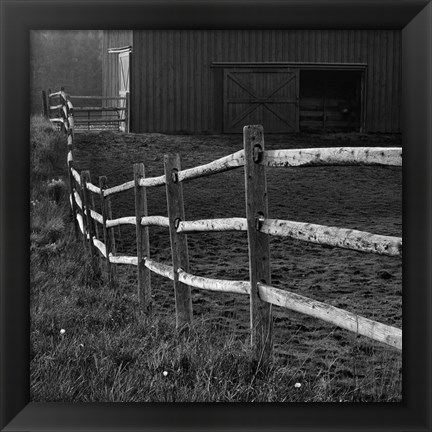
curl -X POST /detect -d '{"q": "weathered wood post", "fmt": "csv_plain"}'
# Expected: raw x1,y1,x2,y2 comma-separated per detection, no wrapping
81,170,99,274
66,93,74,139
103,185,117,278
244,125,273,370
67,135,79,240
73,175,87,248
48,88,52,118
64,92,79,241
58,90,65,134
76,175,88,248
60,87,67,134
99,176,116,288
164,154,193,329
42,90,48,118
90,196,99,241
134,163,152,312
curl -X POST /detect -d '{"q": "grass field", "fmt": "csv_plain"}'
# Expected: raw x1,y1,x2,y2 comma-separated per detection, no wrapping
30,116,402,402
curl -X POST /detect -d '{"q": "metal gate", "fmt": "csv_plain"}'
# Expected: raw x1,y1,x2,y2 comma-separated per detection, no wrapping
223,68,299,133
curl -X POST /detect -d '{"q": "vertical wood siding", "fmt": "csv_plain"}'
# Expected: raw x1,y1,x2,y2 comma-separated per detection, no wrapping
103,29,401,133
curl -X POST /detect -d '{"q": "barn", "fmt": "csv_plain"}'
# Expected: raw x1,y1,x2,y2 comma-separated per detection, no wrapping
102,29,401,134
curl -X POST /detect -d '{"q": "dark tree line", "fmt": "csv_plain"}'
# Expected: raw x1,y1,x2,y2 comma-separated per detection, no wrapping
30,30,102,114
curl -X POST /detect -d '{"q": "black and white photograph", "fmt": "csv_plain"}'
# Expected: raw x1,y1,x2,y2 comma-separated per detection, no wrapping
1,0,431,430
29,27,403,403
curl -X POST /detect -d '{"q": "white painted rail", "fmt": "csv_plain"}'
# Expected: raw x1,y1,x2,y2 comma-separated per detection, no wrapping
70,168,81,184
85,181,101,195
90,209,103,225
76,213,84,234
178,269,250,295
260,219,402,257
138,175,166,188
144,258,174,280
140,216,170,227
106,216,136,228
74,191,83,209
104,174,166,197
176,218,247,233
258,283,402,350
109,254,138,266
143,259,250,295
103,180,135,197
104,215,170,228
263,147,402,167
177,150,245,182
92,237,107,258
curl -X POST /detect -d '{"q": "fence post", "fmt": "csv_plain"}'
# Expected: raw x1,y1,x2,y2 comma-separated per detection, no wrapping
243,124,273,370
91,196,99,241
65,107,79,241
42,90,48,117
66,93,74,139
106,192,117,278
48,88,52,117
74,175,88,249
60,87,67,134
164,154,193,329
134,163,152,313
68,165,79,241
99,176,115,288
81,170,99,274
68,166,79,241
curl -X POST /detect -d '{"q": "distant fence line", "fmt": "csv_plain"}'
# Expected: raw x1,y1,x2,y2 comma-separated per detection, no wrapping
54,89,402,366
42,88,130,132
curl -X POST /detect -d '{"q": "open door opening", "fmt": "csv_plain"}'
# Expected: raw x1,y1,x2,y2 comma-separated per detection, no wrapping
300,69,364,132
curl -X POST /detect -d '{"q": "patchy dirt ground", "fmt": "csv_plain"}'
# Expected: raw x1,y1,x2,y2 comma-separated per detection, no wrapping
74,131,402,400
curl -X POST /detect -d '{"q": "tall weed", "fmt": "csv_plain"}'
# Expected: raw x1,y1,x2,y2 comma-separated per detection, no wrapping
30,115,66,182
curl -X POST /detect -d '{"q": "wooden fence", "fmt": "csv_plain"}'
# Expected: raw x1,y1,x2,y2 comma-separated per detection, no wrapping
57,90,402,365
43,88,130,132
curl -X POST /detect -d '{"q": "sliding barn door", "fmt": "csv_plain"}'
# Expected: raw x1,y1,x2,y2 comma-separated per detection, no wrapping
223,68,299,133
118,51,130,132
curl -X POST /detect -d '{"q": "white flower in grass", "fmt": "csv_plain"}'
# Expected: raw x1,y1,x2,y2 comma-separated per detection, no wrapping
60,329,66,335
294,382,301,389
162,371,168,377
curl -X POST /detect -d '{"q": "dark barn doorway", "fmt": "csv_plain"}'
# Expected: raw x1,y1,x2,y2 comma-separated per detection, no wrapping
299,69,364,132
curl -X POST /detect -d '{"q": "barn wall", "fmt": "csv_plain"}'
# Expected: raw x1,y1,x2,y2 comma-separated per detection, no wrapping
102,30,133,103
129,29,400,133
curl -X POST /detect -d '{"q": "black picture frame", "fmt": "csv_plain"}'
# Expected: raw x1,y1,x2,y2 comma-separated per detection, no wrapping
1,1,431,431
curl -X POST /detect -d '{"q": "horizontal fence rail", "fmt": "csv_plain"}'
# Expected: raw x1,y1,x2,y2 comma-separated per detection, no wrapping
260,219,402,257
73,220,403,351
177,218,248,233
106,216,136,228
263,147,402,167
177,150,246,182
57,98,402,364
258,283,402,350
